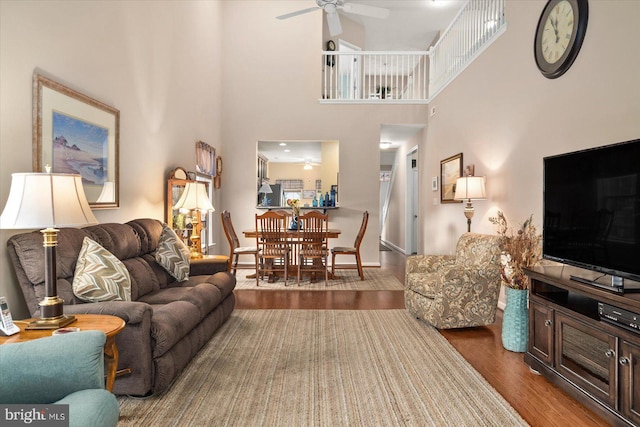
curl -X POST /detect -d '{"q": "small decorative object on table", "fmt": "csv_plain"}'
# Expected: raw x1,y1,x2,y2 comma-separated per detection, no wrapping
489,211,542,352
287,198,301,230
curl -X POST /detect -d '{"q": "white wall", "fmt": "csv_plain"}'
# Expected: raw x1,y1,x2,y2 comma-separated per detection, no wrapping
421,0,640,256
0,1,223,318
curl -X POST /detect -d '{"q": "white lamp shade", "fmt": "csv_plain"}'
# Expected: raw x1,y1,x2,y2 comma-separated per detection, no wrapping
96,181,115,203
0,173,98,229
454,176,487,200
173,181,215,212
258,183,273,194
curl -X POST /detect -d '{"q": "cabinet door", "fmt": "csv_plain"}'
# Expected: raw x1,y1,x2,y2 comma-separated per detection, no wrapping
620,340,640,425
529,300,554,366
555,312,618,409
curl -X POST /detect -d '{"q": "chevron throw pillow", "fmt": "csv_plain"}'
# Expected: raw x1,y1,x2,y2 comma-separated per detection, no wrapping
72,237,132,302
155,224,191,281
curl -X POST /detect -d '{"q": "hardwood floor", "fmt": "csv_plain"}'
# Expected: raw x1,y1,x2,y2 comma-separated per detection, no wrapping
233,248,609,427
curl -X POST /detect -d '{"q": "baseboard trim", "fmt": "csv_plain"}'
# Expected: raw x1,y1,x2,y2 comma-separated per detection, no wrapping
380,239,405,254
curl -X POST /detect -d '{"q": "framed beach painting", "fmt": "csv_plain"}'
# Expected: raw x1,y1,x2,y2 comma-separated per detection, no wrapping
440,153,463,203
33,73,120,209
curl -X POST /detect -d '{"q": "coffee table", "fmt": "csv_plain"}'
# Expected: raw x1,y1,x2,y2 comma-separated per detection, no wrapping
0,313,125,392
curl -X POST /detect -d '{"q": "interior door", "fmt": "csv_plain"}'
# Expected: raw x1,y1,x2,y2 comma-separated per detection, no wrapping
338,40,361,100
405,148,418,255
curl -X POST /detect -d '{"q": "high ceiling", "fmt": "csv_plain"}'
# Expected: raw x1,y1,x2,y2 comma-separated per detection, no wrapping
271,1,465,155
339,0,466,51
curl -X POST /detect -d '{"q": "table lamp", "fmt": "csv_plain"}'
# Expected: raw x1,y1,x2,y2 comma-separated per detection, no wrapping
0,172,98,329
258,182,273,207
173,181,215,259
454,175,486,232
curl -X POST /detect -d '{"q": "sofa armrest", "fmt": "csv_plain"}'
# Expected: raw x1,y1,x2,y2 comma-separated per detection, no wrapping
406,254,454,275
0,331,107,404
190,256,229,276
63,301,152,325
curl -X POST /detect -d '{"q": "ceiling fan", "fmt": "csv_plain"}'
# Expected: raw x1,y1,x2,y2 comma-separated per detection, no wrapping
276,0,390,37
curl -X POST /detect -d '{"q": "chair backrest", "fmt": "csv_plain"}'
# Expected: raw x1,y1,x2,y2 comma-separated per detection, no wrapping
298,211,328,255
454,233,501,270
221,211,240,250
354,211,369,249
255,211,288,256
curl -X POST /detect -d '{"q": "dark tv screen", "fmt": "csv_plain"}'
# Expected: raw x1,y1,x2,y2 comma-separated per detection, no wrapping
543,139,640,282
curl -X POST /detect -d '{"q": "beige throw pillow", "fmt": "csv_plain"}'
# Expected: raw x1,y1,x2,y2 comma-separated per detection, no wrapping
73,237,132,302
155,224,191,281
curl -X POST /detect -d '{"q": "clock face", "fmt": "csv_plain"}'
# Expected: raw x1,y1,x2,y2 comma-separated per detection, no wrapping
534,0,588,79
541,0,574,64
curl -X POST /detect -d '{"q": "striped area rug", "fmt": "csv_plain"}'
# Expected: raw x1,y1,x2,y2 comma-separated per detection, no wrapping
233,268,404,291
117,310,528,426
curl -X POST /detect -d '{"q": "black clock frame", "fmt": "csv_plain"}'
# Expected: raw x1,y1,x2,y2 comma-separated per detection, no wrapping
534,0,589,79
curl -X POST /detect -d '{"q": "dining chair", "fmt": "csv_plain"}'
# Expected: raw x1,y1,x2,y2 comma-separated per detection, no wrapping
297,211,329,285
221,211,259,277
331,210,369,281
255,211,290,286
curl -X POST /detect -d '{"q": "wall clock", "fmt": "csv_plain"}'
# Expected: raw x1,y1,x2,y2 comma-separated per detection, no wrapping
534,0,588,79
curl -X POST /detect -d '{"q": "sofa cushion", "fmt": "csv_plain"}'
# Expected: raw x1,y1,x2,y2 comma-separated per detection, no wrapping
155,224,190,282
86,223,141,261
73,237,132,302
150,301,202,358
138,283,222,319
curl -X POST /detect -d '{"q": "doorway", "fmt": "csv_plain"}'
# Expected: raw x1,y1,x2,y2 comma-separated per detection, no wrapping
406,147,418,255
338,39,361,100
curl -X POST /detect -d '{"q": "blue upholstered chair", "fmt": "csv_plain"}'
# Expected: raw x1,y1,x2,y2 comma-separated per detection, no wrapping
0,330,119,427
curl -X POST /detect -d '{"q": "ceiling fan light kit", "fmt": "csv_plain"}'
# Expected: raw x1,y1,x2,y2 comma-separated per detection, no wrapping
277,0,390,37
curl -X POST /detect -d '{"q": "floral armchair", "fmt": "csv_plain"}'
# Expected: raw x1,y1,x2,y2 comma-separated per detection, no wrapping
405,233,502,329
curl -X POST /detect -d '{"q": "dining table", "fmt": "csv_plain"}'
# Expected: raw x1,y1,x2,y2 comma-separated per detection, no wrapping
242,228,341,281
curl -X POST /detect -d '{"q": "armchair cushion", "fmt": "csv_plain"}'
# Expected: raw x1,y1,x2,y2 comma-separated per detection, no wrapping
405,233,501,329
0,330,119,427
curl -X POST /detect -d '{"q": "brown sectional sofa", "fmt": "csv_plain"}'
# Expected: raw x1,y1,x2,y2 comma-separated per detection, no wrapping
6,218,235,396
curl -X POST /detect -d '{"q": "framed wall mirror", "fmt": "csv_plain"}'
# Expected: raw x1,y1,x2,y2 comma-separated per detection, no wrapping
257,140,339,208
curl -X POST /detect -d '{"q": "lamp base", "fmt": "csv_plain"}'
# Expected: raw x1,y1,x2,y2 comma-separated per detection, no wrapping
25,315,77,330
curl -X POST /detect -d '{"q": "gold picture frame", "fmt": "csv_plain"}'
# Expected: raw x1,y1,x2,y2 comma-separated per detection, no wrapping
33,73,120,209
440,153,463,203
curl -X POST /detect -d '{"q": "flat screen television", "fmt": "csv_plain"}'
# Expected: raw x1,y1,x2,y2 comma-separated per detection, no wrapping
543,138,640,293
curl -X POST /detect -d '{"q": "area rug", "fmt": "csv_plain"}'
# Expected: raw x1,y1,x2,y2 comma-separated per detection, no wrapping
233,268,404,291
117,310,528,426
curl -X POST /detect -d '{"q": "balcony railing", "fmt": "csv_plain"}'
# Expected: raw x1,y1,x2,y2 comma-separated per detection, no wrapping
321,51,430,104
319,0,507,104
428,0,507,101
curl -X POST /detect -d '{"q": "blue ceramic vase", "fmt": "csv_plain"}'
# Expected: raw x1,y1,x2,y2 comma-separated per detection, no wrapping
290,215,301,230
502,286,529,352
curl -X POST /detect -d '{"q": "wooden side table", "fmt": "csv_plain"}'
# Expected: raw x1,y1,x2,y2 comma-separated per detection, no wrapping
0,314,125,392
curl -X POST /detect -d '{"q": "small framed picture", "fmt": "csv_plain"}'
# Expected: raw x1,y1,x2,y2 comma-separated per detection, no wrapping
302,190,316,199
431,176,438,191
440,153,463,203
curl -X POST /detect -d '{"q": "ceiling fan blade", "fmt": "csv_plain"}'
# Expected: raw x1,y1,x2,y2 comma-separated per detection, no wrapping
340,3,390,19
326,11,343,36
276,6,319,20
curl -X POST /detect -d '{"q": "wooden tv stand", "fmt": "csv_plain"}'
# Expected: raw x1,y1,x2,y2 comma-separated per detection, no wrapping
524,265,640,426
